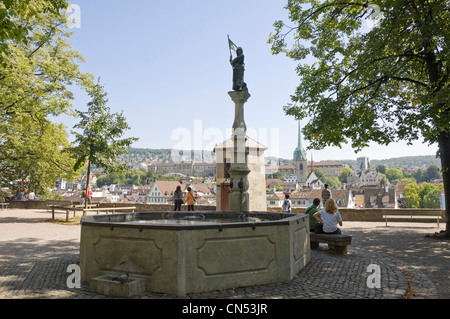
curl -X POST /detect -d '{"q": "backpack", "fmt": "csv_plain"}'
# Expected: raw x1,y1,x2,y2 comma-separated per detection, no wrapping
283,199,291,211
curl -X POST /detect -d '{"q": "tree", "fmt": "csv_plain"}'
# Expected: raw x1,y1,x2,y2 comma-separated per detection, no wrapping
419,183,441,208
385,168,404,184
326,176,341,188
0,0,91,195
380,174,389,186
376,165,386,175
423,164,442,182
269,1,450,237
70,79,138,207
338,166,352,184
412,168,424,183
314,168,326,183
404,183,420,208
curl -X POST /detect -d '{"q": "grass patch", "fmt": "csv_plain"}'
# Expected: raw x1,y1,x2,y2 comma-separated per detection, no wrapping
44,216,82,226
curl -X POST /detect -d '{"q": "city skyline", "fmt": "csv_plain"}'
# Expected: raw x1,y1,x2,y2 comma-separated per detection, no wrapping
59,1,439,162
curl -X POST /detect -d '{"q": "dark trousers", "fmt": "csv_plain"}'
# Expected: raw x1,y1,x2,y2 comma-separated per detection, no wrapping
187,205,194,211
174,200,182,211
324,228,342,235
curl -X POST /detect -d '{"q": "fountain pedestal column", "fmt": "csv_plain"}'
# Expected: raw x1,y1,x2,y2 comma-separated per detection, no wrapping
228,90,251,212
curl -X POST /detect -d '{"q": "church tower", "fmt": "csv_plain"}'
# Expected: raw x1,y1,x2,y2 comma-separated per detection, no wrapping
293,120,307,185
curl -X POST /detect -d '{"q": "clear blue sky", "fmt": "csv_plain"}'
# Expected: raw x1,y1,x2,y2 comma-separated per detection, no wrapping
61,0,438,162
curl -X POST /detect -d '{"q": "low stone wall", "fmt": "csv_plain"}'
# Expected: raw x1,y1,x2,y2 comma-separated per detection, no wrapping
8,200,48,209
7,201,446,223
96,203,217,212
267,207,446,223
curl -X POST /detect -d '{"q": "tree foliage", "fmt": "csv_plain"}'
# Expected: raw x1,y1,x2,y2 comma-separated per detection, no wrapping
269,0,450,236
404,182,442,208
0,0,68,66
404,183,420,208
338,166,353,183
70,79,139,200
0,0,92,194
96,168,181,188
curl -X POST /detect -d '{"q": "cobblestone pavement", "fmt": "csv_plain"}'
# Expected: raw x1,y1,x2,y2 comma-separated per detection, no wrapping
0,209,448,299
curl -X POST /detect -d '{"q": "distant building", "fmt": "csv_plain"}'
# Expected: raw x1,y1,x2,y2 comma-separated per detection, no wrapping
293,120,308,186
308,161,344,178
147,181,184,204
347,169,383,187
266,192,286,208
285,174,298,185
305,171,324,189
363,187,397,208
356,157,370,170
155,161,216,177
287,188,354,208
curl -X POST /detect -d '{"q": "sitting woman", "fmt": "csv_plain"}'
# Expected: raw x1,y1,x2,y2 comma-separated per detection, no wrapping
313,198,343,234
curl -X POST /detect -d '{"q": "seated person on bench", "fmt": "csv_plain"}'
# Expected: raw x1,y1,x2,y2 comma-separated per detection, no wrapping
313,199,343,235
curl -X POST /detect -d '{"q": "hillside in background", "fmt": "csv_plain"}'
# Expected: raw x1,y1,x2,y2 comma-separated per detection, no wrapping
118,148,216,165
120,148,440,169
336,155,441,169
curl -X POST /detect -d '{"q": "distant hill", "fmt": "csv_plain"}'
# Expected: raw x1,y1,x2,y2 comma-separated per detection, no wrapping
121,149,440,170
119,148,216,165
336,155,441,170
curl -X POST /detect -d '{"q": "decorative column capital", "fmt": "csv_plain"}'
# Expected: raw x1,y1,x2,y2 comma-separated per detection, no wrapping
228,90,251,104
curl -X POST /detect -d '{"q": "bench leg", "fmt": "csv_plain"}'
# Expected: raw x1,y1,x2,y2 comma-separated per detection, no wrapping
52,208,55,220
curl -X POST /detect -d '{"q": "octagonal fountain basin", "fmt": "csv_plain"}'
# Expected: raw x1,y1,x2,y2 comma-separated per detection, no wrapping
80,211,311,296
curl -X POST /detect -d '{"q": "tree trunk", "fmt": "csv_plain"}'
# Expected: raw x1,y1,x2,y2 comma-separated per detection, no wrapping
438,133,450,238
85,160,91,209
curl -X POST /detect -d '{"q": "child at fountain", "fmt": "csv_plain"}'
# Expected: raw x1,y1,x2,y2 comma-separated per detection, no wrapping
186,187,195,211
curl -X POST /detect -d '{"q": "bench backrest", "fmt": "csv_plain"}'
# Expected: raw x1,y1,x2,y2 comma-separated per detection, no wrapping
45,200,73,206
383,211,441,216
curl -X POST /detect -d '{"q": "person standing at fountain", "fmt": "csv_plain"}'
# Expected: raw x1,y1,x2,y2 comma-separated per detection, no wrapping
173,185,183,211
86,186,93,205
282,194,292,212
186,187,195,211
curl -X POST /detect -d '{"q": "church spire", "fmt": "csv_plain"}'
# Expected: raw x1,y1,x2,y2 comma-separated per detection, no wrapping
294,120,306,161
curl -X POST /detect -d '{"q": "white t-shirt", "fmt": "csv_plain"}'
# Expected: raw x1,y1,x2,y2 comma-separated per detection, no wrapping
319,209,342,233
283,199,291,212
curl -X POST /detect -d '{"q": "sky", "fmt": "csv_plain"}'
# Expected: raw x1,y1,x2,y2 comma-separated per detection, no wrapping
59,0,439,162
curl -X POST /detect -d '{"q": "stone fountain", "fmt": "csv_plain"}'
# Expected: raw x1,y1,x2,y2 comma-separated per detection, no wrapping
79,41,310,297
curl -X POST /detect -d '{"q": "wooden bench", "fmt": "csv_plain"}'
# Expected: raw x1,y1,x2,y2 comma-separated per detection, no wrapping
46,200,75,221
383,211,443,227
310,233,352,255
46,200,73,210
